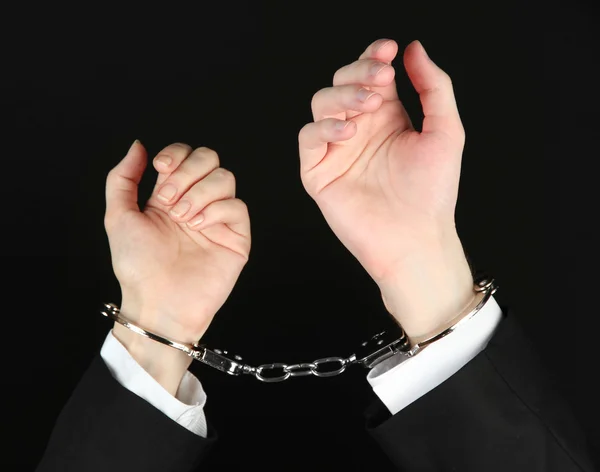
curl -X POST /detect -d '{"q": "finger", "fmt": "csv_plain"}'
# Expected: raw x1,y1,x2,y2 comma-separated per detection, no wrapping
298,118,357,172
167,167,236,223
150,147,221,207
333,58,397,100
355,38,400,100
185,198,250,239
403,40,464,139
151,143,193,188
311,84,383,122
105,140,147,228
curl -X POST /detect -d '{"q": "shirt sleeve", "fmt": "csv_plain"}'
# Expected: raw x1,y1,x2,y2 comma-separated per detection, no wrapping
100,330,208,437
367,296,503,415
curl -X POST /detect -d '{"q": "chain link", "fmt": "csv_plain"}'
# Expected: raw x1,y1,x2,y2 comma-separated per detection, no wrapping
250,356,352,382
101,275,497,383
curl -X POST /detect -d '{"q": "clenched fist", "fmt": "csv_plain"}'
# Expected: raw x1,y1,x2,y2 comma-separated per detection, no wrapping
104,141,250,393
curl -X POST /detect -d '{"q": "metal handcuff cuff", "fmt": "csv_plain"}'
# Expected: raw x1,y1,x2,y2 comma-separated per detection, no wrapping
100,275,497,383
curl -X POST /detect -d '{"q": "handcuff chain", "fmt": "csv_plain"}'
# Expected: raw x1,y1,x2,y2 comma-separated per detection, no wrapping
101,275,497,383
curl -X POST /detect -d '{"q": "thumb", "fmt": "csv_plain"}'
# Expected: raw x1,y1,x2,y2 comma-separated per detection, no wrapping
105,140,148,227
403,40,464,138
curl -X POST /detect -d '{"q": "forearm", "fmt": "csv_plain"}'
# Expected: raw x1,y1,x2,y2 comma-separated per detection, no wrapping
378,230,475,344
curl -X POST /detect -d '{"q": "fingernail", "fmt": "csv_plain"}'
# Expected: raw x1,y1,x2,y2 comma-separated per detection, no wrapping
357,88,376,102
129,139,140,152
157,184,177,203
374,39,392,53
370,62,389,76
155,155,172,168
335,120,351,131
187,214,204,228
170,199,191,217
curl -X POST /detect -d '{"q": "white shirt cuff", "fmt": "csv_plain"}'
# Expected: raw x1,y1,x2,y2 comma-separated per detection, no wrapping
100,330,208,437
367,295,503,415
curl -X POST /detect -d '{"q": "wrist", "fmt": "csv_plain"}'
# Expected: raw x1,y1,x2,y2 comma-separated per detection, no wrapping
119,294,209,344
378,231,474,342
112,323,193,396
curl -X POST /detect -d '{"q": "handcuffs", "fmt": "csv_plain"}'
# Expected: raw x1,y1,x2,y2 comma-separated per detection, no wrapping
101,275,497,383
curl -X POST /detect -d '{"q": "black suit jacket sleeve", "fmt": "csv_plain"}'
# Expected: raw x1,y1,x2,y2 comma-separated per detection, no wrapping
366,309,597,471
36,354,216,472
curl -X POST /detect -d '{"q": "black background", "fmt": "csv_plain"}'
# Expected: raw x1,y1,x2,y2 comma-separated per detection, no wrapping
2,0,599,470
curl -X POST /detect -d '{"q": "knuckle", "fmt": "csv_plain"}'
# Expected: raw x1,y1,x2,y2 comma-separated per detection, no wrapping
310,90,322,110
236,243,250,263
103,212,116,231
194,146,220,167
106,166,122,182
215,167,235,183
298,122,312,142
162,143,192,160
233,197,248,213
332,67,345,84
170,142,192,152
456,125,466,143
105,168,116,183
189,147,219,169
439,70,453,87
299,172,317,196
195,146,218,157
240,245,250,261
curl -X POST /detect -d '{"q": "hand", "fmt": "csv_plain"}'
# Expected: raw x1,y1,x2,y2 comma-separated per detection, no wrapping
298,39,474,341
104,141,250,393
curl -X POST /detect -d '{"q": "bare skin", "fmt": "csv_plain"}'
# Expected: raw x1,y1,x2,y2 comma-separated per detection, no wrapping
104,143,250,394
103,39,475,394
298,39,474,343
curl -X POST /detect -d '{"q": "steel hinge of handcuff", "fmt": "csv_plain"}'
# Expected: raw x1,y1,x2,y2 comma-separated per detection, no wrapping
190,329,410,382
